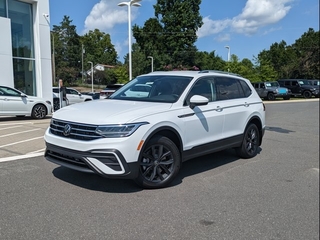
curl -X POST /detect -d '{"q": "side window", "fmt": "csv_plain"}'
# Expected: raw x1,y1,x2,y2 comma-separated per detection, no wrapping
239,80,252,97
284,81,291,86
0,87,20,97
253,83,259,88
52,88,59,93
185,78,215,105
215,77,245,100
292,81,298,86
68,89,79,95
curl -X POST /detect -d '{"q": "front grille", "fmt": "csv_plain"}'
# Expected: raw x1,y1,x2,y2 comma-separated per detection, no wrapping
50,119,103,141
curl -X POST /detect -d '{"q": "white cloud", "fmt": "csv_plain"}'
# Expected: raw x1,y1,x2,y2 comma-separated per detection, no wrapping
197,16,230,38
232,0,292,35
197,0,293,39
82,0,140,34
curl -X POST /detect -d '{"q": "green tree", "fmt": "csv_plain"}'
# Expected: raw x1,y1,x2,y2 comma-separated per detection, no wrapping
133,0,203,70
81,29,118,68
52,16,81,84
291,28,319,79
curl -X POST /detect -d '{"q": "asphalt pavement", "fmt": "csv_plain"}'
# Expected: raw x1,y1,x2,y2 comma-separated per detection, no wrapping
0,100,319,240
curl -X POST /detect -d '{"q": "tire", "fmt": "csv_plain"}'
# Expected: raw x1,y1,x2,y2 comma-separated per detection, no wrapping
267,92,275,101
236,124,260,159
303,91,312,98
53,99,60,111
31,104,47,119
135,135,181,189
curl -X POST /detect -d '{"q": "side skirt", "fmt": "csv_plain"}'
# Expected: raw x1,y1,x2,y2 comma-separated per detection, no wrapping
182,134,243,162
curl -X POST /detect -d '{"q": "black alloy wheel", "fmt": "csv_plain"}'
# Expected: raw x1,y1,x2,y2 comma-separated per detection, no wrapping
303,91,312,98
236,124,260,159
135,135,181,189
267,92,275,101
31,104,47,119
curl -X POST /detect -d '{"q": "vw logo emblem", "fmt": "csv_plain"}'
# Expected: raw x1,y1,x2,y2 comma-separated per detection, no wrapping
63,124,72,136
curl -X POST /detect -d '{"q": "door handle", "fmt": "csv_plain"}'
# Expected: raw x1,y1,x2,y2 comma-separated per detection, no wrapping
216,106,223,112
244,102,249,107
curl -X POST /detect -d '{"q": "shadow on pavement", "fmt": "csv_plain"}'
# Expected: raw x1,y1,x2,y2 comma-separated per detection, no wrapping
52,148,262,193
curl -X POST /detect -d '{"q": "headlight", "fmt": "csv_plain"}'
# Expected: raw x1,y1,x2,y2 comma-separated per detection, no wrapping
95,122,149,138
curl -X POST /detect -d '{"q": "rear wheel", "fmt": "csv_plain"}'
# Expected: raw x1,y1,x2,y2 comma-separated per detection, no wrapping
31,104,47,119
135,135,181,189
303,91,312,98
236,124,260,159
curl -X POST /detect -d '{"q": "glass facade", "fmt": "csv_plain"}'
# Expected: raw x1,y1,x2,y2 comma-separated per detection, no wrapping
0,0,6,17
6,0,36,96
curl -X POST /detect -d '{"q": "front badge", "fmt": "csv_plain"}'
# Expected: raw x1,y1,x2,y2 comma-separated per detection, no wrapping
63,124,72,136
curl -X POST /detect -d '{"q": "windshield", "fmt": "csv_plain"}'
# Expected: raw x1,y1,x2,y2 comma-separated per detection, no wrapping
265,82,279,87
110,75,193,103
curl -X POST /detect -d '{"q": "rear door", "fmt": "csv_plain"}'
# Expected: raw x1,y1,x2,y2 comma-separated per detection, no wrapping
213,77,256,139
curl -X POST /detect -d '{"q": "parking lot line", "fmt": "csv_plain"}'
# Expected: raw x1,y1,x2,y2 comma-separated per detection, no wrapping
0,152,44,163
0,122,33,126
0,129,41,138
0,125,25,131
0,136,43,148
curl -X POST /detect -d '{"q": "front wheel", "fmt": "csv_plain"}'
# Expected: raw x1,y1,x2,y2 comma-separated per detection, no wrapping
267,92,275,101
135,135,181,189
236,124,260,159
31,104,47,119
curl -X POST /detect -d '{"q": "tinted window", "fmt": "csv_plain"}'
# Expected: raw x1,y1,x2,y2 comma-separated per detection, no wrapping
0,86,21,97
284,81,291,86
239,80,252,97
215,77,245,100
185,77,216,105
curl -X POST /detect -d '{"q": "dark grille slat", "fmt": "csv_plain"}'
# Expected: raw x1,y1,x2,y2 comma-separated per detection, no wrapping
50,119,103,141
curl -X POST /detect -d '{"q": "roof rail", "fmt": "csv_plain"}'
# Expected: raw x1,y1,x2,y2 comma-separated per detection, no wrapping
199,70,242,77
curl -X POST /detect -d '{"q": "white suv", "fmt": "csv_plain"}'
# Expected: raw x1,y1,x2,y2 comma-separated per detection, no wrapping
52,87,93,105
44,71,265,188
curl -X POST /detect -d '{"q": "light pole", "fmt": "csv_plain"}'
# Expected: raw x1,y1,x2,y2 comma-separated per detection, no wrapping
147,56,153,72
225,45,230,62
82,44,84,82
225,46,230,72
118,0,141,80
88,61,93,92
51,32,56,84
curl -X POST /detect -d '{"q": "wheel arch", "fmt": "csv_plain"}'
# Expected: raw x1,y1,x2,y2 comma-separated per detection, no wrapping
246,116,263,146
32,103,48,115
141,126,183,156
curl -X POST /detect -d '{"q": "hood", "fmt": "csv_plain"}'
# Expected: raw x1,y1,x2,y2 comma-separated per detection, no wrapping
52,99,173,125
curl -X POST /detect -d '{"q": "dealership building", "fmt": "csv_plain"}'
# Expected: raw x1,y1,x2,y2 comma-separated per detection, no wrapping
0,0,52,101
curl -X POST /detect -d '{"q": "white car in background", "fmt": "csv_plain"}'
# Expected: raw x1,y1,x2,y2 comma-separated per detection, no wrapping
52,87,93,105
0,85,52,119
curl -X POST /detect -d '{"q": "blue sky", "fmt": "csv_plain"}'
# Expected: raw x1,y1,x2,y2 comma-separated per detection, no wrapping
49,0,319,63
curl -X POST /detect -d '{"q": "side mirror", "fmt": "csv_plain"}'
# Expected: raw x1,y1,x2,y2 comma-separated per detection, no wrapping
189,95,209,109
21,93,27,98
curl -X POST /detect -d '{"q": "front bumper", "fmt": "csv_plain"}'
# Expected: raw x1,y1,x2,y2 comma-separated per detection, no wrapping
45,143,139,179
